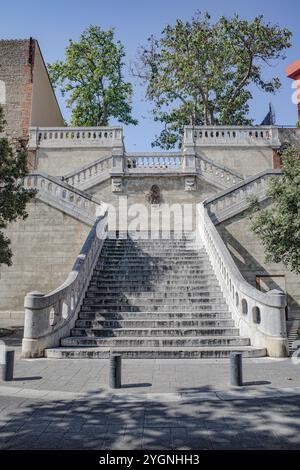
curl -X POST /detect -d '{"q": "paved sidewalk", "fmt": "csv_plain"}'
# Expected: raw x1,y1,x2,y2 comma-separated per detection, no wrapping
0,354,300,449
1,356,300,394
0,384,300,449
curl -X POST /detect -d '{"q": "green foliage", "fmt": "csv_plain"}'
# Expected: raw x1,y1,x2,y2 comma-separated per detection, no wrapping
246,195,260,215
0,107,36,266
48,25,137,127
135,12,292,148
250,147,300,273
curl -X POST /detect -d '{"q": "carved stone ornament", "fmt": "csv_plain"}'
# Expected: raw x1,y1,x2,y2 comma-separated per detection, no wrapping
185,176,196,191
146,184,161,205
111,177,123,193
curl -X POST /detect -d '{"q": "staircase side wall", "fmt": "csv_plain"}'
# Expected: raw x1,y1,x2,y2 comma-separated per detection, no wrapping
36,147,113,176
195,147,274,177
0,200,90,326
216,207,300,320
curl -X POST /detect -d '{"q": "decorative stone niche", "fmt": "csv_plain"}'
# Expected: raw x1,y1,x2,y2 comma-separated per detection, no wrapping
185,176,196,191
111,177,123,193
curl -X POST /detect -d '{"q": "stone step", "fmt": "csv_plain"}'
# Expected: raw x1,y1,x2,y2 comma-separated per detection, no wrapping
100,248,206,253
86,288,222,296
94,268,214,275
61,335,250,348
85,292,224,300
101,245,203,250
75,319,235,328
92,274,218,282
99,251,207,256
103,240,201,245
78,311,232,320
98,260,211,267
90,280,219,286
99,255,208,261
81,303,228,312
71,327,240,337
88,283,221,291
83,296,225,304
45,346,266,359
100,250,205,255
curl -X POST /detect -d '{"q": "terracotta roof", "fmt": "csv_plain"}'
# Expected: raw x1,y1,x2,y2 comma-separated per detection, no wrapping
286,59,300,79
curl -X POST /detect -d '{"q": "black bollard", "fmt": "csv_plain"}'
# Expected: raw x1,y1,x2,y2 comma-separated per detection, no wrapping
1,350,14,382
230,352,243,386
109,353,122,389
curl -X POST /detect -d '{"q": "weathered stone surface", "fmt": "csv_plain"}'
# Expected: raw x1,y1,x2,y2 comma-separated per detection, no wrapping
217,209,300,320
0,200,90,325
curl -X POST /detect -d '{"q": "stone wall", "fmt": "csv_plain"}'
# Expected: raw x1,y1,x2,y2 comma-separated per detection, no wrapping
195,147,274,177
0,200,90,326
278,127,300,147
217,208,300,320
0,39,32,141
89,175,219,232
36,148,113,176
0,38,64,145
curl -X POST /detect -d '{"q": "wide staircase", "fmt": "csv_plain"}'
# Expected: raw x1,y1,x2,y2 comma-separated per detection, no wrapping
46,235,266,359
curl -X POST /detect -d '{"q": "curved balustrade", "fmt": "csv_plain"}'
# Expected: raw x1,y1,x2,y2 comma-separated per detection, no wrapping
205,170,281,223
198,192,288,357
126,154,183,172
196,155,243,188
29,126,123,148
184,125,280,147
24,172,102,225
22,214,108,357
64,155,112,188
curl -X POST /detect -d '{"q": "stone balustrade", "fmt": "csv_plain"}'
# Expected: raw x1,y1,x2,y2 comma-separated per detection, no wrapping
184,125,281,147
28,126,124,149
64,155,112,189
22,214,108,358
196,155,243,189
24,172,103,225
204,170,282,223
198,194,288,358
125,153,183,173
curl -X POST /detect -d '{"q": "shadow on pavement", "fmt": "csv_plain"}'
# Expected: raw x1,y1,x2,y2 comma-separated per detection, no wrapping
0,385,300,450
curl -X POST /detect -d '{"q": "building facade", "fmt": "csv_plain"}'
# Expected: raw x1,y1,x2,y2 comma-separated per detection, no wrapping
1,39,300,358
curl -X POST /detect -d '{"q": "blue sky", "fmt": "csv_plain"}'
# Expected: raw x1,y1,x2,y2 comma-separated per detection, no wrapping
1,0,300,150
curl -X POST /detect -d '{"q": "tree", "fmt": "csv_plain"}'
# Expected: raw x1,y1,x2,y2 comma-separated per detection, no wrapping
0,106,36,266
249,147,300,274
134,12,291,148
48,25,137,127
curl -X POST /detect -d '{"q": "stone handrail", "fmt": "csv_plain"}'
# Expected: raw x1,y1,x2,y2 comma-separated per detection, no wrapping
28,126,124,149
64,155,112,189
184,125,281,147
196,154,244,189
197,201,288,358
22,214,108,357
24,172,104,226
204,169,282,223
125,153,183,173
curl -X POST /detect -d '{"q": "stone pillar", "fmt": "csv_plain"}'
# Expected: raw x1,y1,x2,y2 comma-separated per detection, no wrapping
110,145,125,193
22,290,46,358
111,147,125,174
182,128,196,172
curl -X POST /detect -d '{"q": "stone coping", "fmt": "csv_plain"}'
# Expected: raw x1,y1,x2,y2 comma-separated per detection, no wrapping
203,169,282,206
63,154,112,179
28,171,102,203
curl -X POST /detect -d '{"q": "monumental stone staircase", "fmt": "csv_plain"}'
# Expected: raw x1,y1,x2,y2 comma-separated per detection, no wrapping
46,235,266,359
